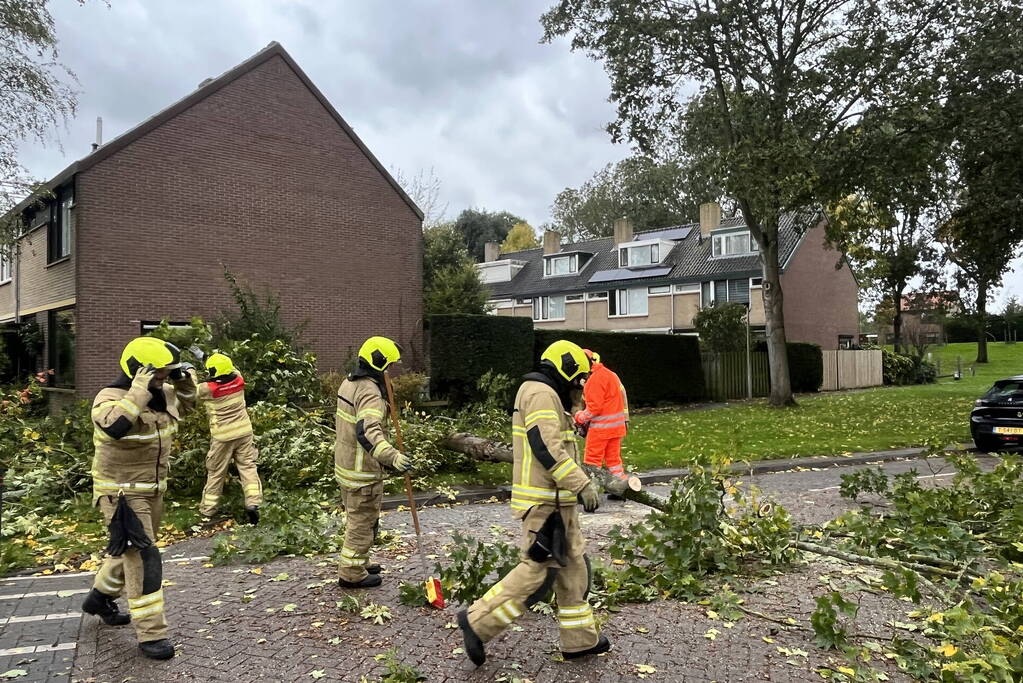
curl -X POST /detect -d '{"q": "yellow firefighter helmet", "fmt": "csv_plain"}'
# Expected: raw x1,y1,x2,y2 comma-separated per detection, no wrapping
120,337,182,377
358,336,403,372
540,340,591,382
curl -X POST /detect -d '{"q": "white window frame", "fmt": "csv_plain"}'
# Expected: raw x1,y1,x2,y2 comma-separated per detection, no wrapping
515,297,533,305
544,254,579,277
750,277,763,288
648,285,671,296
608,287,649,318
533,295,566,321
565,294,584,302
701,279,752,307
675,283,700,294
711,231,759,258
0,248,11,283
618,239,672,268
586,291,608,300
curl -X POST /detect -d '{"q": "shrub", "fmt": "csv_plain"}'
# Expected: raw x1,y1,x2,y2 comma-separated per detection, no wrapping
534,329,705,405
389,372,428,407
428,314,534,404
693,303,747,352
881,348,916,385
786,342,823,392
435,530,520,604
215,269,305,348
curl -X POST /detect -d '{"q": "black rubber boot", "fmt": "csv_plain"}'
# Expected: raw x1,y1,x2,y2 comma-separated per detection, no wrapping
457,609,486,666
81,589,130,626
563,634,612,660
338,573,382,589
245,506,260,525
139,638,175,660
366,563,383,575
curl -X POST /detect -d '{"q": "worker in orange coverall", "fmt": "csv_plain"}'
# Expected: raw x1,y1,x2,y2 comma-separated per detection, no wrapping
574,349,630,481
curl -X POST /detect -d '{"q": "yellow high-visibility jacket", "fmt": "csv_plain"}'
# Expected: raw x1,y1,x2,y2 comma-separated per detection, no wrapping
510,375,591,518
90,373,197,503
334,376,401,490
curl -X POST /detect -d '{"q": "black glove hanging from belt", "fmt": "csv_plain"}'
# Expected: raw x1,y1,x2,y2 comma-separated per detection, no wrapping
526,490,568,567
104,493,153,556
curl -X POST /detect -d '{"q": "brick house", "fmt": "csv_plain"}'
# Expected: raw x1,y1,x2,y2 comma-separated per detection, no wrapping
0,42,424,398
479,203,858,349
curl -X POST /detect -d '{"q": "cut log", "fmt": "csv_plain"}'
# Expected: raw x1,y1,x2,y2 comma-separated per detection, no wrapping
442,432,668,511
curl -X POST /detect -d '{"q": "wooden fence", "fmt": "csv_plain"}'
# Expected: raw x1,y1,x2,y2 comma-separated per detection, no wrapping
701,351,770,401
702,349,882,400
821,349,883,391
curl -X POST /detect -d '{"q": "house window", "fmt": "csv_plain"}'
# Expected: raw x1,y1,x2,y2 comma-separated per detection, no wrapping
711,231,758,258
648,285,671,295
702,279,751,306
675,283,700,294
838,335,854,350
140,321,193,334
586,291,608,300
751,277,763,287
0,248,11,283
619,243,660,268
533,295,566,321
608,288,648,317
48,307,75,388
515,297,532,305
565,294,584,302
544,254,580,277
47,186,74,263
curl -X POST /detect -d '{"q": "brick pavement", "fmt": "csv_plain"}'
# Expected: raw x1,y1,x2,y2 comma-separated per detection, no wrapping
8,457,975,682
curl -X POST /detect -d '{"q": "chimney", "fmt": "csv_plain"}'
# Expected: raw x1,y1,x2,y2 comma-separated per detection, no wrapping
543,230,561,255
484,241,501,262
91,117,103,152
699,202,721,238
613,217,634,245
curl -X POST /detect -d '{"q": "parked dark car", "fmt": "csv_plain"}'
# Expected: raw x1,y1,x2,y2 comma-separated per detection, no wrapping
971,376,1023,452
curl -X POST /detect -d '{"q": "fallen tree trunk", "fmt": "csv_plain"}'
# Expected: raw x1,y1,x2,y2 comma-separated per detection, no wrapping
443,432,667,511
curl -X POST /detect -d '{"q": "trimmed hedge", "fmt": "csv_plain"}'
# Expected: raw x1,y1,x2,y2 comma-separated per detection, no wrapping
755,341,824,392
428,314,534,403
534,330,705,405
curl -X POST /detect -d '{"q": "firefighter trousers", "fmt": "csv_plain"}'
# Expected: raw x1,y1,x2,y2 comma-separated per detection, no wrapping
201,434,263,516
92,493,168,643
467,504,599,654
583,434,628,480
338,482,383,582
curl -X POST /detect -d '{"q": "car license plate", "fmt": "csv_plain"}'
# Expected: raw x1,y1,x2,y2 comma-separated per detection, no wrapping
994,427,1023,435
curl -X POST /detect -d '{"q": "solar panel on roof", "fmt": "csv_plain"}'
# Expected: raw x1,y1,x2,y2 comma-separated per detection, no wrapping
635,226,692,241
588,267,672,284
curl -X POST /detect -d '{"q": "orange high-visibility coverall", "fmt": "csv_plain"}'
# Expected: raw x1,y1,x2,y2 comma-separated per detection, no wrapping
577,362,630,480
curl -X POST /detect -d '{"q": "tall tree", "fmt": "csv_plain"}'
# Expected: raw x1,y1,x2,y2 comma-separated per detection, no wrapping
423,223,490,316
935,0,1023,364
392,166,447,228
542,0,953,406
501,221,540,253
0,0,79,245
548,155,697,240
453,209,523,262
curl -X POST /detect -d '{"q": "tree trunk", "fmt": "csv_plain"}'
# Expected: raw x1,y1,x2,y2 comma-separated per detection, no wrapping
976,284,989,363
441,432,665,510
891,295,904,355
760,223,795,407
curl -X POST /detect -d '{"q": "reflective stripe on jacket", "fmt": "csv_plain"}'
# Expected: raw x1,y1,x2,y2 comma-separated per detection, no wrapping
90,374,196,503
334,376,401,490
580,363,629,438
197,372,253,441
511,379,591,518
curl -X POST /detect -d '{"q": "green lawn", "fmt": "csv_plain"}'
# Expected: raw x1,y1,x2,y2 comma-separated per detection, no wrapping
622,342,1023,471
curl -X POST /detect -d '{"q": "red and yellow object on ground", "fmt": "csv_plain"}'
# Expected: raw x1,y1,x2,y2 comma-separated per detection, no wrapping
425,576,445,609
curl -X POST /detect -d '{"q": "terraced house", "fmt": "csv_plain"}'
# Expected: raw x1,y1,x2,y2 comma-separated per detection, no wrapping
479,203,858,350
0,42,423,399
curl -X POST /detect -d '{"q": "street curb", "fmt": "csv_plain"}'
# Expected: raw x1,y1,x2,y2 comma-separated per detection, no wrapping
379,442,977,510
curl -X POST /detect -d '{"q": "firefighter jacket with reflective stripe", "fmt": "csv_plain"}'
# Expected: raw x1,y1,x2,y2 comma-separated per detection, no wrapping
90,374,197,503
334,376,401,490
579,363,629,437
511,378,591,518
197,372,253,442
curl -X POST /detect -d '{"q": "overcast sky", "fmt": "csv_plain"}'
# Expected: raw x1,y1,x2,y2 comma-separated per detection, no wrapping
18,0,1023,309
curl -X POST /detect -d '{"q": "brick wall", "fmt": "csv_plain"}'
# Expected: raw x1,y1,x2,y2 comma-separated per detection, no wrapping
74,54,422,395
780,222,859,349
0,220,77,321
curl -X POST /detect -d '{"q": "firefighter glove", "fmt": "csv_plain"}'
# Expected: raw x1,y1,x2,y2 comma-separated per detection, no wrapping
579,481,600,512
391,452,413,472
169,362,194,381
131,364,157,392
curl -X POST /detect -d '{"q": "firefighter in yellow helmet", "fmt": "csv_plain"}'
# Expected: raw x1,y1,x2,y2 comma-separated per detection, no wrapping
458,340,610,666
82,337,197,660
334,336,413,588
195,352,263,525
